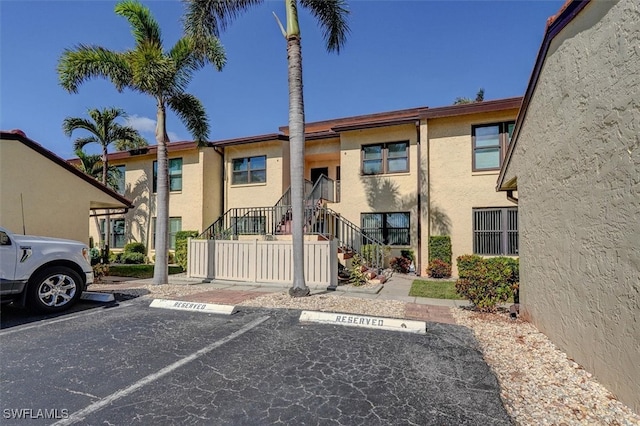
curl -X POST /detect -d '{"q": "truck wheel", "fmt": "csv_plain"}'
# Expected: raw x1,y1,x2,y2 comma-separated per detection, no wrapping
27,266,83,313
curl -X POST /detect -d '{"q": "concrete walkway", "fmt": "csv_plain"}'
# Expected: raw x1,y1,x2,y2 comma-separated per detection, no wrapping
98,272,469,324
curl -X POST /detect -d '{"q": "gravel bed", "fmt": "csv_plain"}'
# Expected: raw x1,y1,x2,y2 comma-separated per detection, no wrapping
238,291,406,318
451,308,640,426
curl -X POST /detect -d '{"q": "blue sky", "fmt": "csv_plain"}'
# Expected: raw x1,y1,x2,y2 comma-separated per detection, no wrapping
1,0,563,159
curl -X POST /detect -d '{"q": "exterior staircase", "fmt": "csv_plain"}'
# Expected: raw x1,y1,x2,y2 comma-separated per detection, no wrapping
198,176,387,271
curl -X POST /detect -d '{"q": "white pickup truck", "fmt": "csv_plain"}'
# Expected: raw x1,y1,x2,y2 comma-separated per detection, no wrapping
0,226,94,312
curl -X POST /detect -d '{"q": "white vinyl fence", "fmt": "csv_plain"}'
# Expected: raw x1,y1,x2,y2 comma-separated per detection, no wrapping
187,239,338,286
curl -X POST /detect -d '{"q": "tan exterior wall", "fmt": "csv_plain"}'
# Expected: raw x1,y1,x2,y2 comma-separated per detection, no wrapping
225,140,285,209
335,124,419,262
0,139,123,244
507,1,639,412
427,110,519,276
201,149,223,229
89,146,210,253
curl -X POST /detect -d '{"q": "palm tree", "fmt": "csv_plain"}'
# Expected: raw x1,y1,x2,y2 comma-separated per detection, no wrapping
184,0,350,297
58,0,226,284
63,107,146,187
73,148,124,191
64,107,145,257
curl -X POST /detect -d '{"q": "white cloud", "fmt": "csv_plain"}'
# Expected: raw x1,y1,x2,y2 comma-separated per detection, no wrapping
125,115,184,142
125,115,156,133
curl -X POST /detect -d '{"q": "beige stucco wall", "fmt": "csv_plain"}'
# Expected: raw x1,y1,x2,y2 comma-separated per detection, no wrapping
89,146,212,252
225,140,285,209
334,124,420,262
0,138,125,244
427,110,519,276
508,0,639,412
201,148,223,230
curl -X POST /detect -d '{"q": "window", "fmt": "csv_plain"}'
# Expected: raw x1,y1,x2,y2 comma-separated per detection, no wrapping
100,219,126,248
361,212,410,245
153,158,183,192
473,207,518,255
114,165,126,194
472,122,514,171
361,141,409,175
231,215,266,235
151,217,182,250
232,156,266,185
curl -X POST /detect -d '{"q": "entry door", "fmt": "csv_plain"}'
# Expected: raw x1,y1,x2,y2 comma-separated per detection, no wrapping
310,167,329,183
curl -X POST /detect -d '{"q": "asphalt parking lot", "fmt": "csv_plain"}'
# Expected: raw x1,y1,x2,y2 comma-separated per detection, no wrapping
1,298,511,425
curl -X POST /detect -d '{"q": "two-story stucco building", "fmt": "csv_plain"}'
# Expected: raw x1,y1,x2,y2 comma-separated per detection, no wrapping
88,97,521,276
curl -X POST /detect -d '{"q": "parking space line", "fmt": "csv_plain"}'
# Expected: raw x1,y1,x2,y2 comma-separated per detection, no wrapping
52,315,270,426
0,302,133,336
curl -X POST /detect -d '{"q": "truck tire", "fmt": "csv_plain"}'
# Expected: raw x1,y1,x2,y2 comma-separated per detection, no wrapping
27,266,83,313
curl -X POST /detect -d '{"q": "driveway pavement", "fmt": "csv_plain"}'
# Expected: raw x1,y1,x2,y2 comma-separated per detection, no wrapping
0,297,511,425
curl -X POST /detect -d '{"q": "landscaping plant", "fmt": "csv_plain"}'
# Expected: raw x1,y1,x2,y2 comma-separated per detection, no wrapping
428,236,452,278
175,230,198,271
455,254,519,312
427,259,452,278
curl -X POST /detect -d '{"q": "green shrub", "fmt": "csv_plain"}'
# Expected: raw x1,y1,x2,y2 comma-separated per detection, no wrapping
429,236,452,264
89,247,101,265
109,251,121,264
454,255,518,312
119,252,145,264
348,254,369,287
400,249,415,262
427,259,452,278
175,231,198,271
123,242,146,254
390,256,411,273
456,254,484,279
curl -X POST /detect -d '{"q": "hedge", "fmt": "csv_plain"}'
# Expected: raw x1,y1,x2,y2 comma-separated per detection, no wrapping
428,236,452,264
175,230,199,271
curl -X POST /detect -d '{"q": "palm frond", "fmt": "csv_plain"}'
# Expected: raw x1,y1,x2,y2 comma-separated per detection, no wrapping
167,93,210,144
58,45,132,93
74,149,103,177
126,45,176,95
73,136,100,152
183,0,262,39
300,0,350,53
63,117,98,137
115,0,162,46
112,127,149,151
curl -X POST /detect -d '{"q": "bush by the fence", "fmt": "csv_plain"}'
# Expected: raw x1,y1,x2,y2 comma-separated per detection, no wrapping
175,231,199,271
454,255,519,312
428,236,452,264
427,259,452,278
119,252,145,264
123,242,146,254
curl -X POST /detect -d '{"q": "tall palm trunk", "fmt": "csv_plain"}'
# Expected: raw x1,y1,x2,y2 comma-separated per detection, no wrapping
102,146,111,262
153,100,170,284
286,0,309,297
